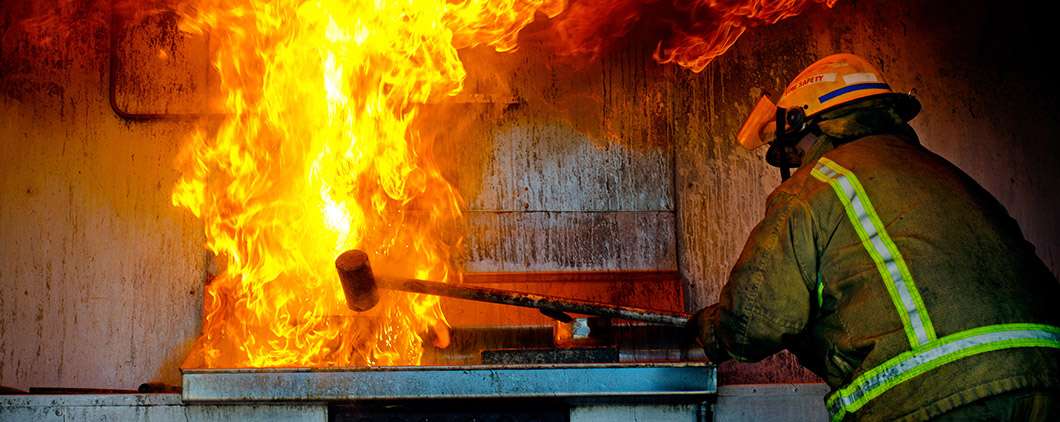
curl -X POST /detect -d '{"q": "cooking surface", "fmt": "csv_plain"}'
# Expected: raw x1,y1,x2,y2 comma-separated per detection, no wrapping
181,362,716,402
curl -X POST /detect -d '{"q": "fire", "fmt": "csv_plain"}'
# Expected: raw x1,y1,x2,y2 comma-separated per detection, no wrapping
171,0,565,368
654,0,838,71
167,0,831,368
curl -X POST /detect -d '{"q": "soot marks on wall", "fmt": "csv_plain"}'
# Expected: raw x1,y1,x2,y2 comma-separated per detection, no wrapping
1,2,206,390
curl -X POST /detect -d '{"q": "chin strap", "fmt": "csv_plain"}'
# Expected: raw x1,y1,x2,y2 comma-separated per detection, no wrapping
776,107,793,181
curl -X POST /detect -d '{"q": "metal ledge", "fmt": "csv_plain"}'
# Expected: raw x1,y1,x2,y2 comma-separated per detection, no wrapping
181,363,715,403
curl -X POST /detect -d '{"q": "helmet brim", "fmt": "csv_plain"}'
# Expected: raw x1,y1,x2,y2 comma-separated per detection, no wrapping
817,92,921,124
814,93,922,140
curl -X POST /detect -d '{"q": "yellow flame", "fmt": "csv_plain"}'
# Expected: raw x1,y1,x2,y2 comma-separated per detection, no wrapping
171,0,562,368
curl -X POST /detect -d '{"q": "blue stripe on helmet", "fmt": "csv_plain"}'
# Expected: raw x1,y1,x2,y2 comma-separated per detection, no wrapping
818,82,891,103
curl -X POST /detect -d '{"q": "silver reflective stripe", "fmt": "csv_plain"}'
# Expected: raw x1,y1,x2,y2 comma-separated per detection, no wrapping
827,326,1060,420
813,160,932,346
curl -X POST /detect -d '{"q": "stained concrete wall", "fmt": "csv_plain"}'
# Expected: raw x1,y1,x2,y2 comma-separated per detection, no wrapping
0,3,206,390
429,36,677,273
1,0,1057,395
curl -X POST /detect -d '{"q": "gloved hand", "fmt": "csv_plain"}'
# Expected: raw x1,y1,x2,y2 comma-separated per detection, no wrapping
682,306,711,359
683,305,726,363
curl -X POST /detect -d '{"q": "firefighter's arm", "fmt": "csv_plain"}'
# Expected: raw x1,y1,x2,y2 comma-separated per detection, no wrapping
690,192,817,363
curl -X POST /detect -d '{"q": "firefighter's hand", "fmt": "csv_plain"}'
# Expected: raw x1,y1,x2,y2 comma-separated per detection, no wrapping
683,307,711,353
684,305,726,363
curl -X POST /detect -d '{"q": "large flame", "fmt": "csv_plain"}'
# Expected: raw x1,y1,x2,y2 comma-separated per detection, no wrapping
167,0,832,368
170,0,565,368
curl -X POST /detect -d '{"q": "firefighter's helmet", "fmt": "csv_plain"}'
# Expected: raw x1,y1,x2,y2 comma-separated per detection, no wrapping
736,53,920,150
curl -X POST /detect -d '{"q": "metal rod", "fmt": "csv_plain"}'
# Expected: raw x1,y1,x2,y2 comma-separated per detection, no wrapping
377,275,690,327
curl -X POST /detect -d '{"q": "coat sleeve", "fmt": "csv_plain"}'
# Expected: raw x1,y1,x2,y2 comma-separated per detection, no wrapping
694,190,818,363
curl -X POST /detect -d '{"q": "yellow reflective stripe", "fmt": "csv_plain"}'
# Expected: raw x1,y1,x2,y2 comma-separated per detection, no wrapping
811,158,936,347
816,273,825,310
826,324,1060,421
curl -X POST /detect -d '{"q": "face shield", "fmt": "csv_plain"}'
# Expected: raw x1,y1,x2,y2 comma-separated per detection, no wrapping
736,94,779,150
736,92,812,151
737,91,820,180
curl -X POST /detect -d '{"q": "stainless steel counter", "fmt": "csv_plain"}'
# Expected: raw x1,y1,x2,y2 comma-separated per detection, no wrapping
181,362,716,403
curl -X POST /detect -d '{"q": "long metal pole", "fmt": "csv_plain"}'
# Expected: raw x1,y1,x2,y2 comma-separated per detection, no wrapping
377,275,691,327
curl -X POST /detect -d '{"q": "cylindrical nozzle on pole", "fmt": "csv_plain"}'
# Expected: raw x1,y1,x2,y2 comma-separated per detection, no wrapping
335,249,380,312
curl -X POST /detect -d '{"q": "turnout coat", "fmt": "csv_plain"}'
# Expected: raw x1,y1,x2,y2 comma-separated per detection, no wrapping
692,128,1060,421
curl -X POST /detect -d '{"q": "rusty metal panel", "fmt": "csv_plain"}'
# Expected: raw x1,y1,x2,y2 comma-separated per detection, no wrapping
111,12,214,117
429,33,676,273
0,5,207,392
463,211,676,272
714,384,830,422
0,394,326,421
470,122,674,212
570,404,702,422
186,403,326,421
443,271,683,327
330,403,569,422
0,394,705,422
0,394,185,422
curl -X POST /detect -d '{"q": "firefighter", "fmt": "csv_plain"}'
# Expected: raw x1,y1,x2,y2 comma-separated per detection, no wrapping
688,53,1060,421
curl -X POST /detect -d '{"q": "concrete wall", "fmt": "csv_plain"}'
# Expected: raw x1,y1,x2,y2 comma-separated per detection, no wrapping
429,37,677,274
2,0,1057,395
1,2,206,390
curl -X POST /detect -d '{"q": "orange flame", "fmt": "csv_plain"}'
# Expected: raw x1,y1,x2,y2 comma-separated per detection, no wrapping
170,0,565,368
654,0,838,71
541,0,836,71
